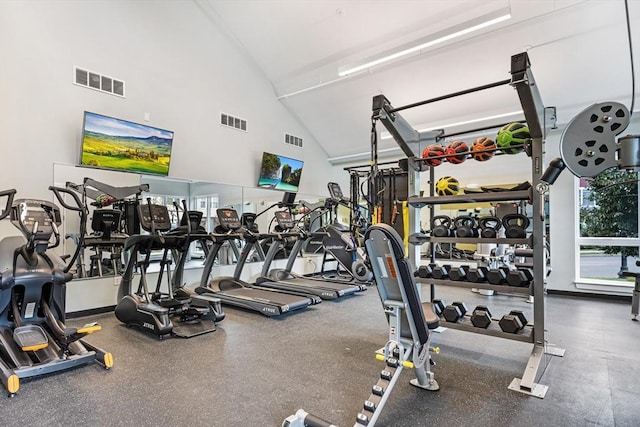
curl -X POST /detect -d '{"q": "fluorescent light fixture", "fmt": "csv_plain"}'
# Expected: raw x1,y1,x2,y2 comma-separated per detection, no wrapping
338,7,511,77
380,110,523,140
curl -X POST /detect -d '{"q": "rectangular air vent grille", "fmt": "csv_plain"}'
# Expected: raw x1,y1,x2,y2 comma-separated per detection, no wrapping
285,133,303,147
74,66,125,97
220,113,247,131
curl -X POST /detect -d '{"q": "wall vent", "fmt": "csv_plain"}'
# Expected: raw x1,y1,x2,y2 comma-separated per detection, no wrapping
220,113,247,131
285,133,303,147
73,66,125,97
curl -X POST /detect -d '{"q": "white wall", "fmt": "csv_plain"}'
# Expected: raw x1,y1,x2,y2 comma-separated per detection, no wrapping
0,0,344,310
0,0,336,204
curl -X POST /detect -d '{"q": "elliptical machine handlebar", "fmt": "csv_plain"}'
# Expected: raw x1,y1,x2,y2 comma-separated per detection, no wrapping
0,189,16,221
49,186,84,213
49,185,87,274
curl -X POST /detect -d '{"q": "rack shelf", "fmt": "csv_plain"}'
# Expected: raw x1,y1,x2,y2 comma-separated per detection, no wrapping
408,189,532,207
416,277,532,295
438,316,534,343
410,235,532,246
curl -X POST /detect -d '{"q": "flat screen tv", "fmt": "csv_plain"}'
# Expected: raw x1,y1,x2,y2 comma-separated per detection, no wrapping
257,152,304,192
80,111,174,176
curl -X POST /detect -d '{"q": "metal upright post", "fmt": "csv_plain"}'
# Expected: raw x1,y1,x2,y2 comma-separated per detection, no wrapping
509,52,564,398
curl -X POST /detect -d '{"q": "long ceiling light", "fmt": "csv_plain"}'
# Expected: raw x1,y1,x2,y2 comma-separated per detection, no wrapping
338,7,512,77
379,110,523,140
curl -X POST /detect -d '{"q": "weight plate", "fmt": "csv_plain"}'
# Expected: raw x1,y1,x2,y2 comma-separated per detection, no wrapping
560,102,629,177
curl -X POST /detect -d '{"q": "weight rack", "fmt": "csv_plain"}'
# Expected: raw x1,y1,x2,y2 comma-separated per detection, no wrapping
371,52,565,398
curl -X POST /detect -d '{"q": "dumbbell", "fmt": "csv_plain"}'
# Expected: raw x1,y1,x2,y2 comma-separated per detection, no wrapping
502,214,530,238
432,299,446,316
499,310,529,333
454,216,479,238
431,215,453,237
448,265,469,281
486,267,509,285
415,264,433,278
506,268,533,287
431,264,451,279
466,266,489,283
470,305,493,328
443,301,468,322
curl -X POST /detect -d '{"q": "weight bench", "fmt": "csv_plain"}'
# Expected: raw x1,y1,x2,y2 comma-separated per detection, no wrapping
284,223,439,427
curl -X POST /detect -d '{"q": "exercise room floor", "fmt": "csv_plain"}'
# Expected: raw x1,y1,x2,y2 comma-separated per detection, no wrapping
1,285,638,427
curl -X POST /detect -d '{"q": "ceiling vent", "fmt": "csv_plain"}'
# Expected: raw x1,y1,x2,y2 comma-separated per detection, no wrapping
74,66,125,97
220,113,247,132
285,133,303,147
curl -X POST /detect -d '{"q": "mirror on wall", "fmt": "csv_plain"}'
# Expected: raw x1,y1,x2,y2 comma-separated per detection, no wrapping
52,164,324,281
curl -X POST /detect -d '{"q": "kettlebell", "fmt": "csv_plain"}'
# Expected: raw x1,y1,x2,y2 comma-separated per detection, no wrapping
454,216,478,238
502,213,530,238
431,215,453,237
478,216,502,238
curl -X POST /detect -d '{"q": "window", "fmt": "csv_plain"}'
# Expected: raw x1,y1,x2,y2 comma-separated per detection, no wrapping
577,170,639,282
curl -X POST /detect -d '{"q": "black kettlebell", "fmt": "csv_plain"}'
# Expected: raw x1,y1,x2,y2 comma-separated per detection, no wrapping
454,216,478,238
478,216,502,238
431,215,453,237
502,214,530,238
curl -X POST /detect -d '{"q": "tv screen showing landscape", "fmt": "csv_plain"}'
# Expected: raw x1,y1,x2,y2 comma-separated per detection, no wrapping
80,111,174,176
257,152,303,192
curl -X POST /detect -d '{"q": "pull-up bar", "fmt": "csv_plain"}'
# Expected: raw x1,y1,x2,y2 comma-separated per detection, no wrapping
389,78,512,113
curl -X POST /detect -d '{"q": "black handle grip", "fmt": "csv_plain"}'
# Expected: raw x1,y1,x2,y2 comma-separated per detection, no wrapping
0,189,16,220
430,215,451,228
502,213,530,229
49,186,83,212
478,216,502,231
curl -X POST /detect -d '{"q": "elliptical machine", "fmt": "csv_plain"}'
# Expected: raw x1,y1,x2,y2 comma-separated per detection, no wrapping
114,199,223,339
0,187,113,396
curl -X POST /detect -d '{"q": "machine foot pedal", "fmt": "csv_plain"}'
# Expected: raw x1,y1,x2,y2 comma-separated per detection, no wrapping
172,319,216,338
13,325,48,352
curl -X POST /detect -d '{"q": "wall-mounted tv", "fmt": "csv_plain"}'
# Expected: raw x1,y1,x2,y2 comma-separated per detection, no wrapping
80,111,174,176
257,152,304,192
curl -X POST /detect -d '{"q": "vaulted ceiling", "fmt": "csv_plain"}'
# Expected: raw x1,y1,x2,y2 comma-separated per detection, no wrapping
206,0,638,163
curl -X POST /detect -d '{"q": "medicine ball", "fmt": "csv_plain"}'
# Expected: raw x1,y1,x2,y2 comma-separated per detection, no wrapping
471,137,496,161
496,122,530,154
444,140,468,164
436,176,459,196
421,144,445,167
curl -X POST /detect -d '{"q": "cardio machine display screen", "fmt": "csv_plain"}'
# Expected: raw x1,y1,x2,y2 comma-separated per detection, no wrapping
216,208,242,230
274,210,295,230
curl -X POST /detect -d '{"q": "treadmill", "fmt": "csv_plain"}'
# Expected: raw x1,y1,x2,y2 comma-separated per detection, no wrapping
255,209,365,300
195,208,316,317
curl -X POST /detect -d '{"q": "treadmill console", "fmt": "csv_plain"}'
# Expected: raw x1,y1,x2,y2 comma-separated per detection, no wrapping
137,204,172,232
216,208,242,231
274,210,295,230
180,210,204,231
241,213,259,232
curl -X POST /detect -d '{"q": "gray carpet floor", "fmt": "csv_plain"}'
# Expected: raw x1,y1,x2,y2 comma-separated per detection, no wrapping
0,285,638,427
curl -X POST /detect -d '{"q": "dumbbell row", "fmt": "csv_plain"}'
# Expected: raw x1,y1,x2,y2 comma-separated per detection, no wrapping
432,300,529,334
415,264,533,287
